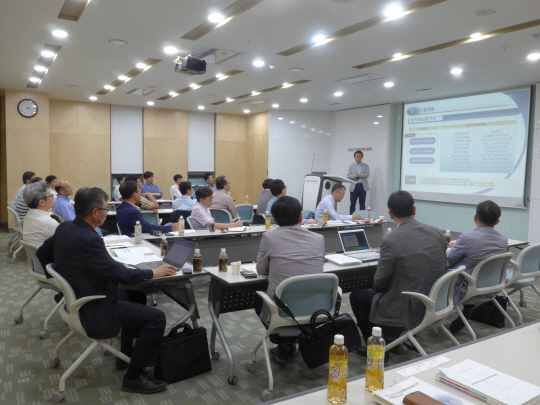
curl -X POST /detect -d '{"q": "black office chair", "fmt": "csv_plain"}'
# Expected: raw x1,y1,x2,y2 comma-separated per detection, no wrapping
169,210,192,229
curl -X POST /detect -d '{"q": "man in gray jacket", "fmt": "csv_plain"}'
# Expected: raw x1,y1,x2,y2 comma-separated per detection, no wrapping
349,190,448,345
347,150,370,214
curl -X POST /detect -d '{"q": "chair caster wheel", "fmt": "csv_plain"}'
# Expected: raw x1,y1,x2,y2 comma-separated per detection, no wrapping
397,344,408,355
39,330,49,340
10,258,15,264
247,361,257,371
262,389,273,401
228,375,238,385
49,358,60,368
152,301,157,306
51,391,66,403
212,352,220,360
14,315,23,324
430,328,440,337
519,301,527,307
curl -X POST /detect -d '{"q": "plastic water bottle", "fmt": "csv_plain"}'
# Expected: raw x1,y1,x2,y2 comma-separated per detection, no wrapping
179,216,185,236
265,211,271,230
219,248,228,272
246,195,249,204
193,249,202,273
134,221,142,244
323,209,328,225
160,235,168,256
366,207,372,221
328,334,348,404
365,327,385,392
445,229,452,245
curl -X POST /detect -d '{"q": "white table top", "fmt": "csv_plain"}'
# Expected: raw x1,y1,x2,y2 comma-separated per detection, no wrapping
108,199,173,205
107,208,173,217
273,321,540,404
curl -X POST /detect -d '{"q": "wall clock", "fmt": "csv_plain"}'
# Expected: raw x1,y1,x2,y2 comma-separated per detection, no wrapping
17,99,38,118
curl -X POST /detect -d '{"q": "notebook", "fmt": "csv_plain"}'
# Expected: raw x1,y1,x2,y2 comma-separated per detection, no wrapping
337,229,380,261
133,239,197,271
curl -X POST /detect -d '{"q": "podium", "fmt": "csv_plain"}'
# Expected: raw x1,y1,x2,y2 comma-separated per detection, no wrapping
301,172,355,212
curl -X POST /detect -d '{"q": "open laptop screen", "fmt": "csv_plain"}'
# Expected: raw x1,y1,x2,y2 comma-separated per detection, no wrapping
339,230,370,252
163,239,197,267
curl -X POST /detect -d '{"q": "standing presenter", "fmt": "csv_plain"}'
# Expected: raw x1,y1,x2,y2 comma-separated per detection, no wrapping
347,150,370,214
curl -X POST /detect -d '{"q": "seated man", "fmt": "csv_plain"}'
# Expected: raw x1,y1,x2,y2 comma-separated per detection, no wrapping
170,174,183,200
53,180,76,221
256,178,273,217
447,200,508,333
22,182,59,245
13,171,35,206
266,179,319,225
256,196,325,363
315,183,362,222
142,171,162,199
116,181,178,235
172,181,195,211
37,187,175,394
349,191,448,348
16,177,43,220
211,176,238,218
113,174,125,202
190,186,243,230
45,175,58,199
204,172,217,193
125,174,159,213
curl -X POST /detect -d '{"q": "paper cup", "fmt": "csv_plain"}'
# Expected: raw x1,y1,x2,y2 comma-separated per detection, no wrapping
231,261,241,275
379,216,384,221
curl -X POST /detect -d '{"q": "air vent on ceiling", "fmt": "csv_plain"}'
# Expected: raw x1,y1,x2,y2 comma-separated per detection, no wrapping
416,88,432,92
531,32,540,40
473,9,496,17
126,88,156,96
337,74,383,84
194,49,242,65
237,99,266,106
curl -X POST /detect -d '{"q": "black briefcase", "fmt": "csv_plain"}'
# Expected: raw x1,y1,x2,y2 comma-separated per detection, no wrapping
155,323,212,383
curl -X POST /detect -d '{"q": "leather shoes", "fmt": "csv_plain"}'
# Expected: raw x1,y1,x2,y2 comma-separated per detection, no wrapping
122,371,167,394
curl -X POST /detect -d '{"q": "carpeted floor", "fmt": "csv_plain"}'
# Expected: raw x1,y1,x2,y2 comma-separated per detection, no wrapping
1,231,538,404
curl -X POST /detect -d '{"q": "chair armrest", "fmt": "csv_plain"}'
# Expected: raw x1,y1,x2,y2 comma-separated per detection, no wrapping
401,291,435,311
232,217,240,222
460,272,476,287
508,259,520,269
69,295,106,314
256,291,279,316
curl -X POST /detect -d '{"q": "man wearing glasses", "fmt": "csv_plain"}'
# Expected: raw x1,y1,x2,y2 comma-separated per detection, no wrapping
315,183,363,222
22,182,59,246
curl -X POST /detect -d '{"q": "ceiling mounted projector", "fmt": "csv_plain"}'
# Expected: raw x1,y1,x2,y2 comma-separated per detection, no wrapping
174,55,206,75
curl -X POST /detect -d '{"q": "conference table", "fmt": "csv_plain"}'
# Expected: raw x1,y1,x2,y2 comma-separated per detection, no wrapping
104,236,204,335
270,321,540,404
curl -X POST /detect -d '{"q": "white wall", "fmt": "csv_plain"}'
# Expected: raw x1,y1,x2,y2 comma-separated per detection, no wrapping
528,84,540,244
188,112,215,172
268,111,335,201
110,105,143,174
332,104,395,217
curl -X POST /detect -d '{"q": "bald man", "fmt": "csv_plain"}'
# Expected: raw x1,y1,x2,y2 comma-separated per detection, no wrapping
53,180,76,221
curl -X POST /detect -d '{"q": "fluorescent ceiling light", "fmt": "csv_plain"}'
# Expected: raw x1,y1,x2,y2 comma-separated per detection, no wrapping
450,67,463,75
208,12,224,23
253,59,265,67
41,50,55,58
164,46,178,55
384,81,394,88
334,92,343,97
34,65,47,72
52,29,68,38
89,96,97,101
377,115,383,118
147,101,155,106
29,77,40,83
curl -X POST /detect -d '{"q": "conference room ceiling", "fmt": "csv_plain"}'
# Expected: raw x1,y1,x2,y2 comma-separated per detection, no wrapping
1,0,540,115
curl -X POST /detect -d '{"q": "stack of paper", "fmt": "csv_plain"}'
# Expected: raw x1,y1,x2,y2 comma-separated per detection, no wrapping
325,254,362,266
229,226,246,232
436,359,540,405
103,235,130,241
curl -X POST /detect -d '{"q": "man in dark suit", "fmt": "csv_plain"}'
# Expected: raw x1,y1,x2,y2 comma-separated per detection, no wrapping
349,190,448,346
37,187,177,394
116,181,179,235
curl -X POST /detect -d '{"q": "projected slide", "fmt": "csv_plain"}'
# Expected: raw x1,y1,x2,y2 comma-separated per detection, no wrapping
401,87,530,208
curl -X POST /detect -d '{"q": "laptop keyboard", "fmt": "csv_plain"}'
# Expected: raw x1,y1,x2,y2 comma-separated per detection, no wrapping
142,261,165,269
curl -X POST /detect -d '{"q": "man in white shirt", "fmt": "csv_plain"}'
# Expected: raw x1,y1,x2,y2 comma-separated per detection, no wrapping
45,175,58,199
22,182,59,246
315,184,362,222
13,171,35,206
170,174,183,200
172,181,195,211
190,187,242,231
114,175,125,201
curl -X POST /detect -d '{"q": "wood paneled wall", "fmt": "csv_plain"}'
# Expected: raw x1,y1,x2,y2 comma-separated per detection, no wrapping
49,100,111,196
247,112,269,205
143,108,188,198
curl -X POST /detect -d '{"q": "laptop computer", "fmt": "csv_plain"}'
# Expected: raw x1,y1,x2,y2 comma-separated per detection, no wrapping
337,229,380,261
134,239,197,271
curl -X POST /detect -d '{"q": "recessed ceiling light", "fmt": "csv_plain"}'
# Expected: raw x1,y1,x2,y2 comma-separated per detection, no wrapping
377,115,383,118
89,96,97,101
253,59,265,67
29,77,40,83
374,122,379,125
290,121,295,124
334,91,343,97
527,52,540,61
198,105,205,110
104,85,113,89
272,104,279,108
34,65,47,72
216,73,224,79
108,39,129,45
52,29,68,38
143,66,151,71
136,63,147,69
384,4,405,20
312,34,329,46
384,81,394,88
208,12,224,23
300,98,308,103
450,67,463,75
470,32,482,38
147,101,155,106
311,128,316,131
226,98,234,102
164,46,178,55
301,125,306,128
252,91,260,96
282,82,292,88
393,53,402,58
244,109,250,114
169,91,178,96
41,50,55,58
190,83,198,88
278,117,283,120
118,75,127,81
469,32,485,41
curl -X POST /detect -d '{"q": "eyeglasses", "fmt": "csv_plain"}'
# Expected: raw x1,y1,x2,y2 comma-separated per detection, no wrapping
95,207,110,213
41,195,54,200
